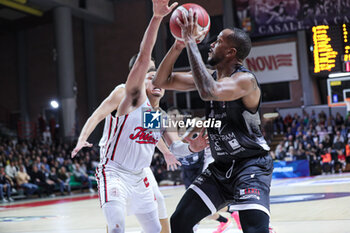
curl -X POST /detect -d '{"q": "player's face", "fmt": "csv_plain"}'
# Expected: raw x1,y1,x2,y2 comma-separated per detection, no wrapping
145,71,165,98
208,29,235,66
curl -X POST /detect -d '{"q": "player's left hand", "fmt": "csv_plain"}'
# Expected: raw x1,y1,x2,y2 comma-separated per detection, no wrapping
153,0,178,18
163,152,182,171
185,127,209,152
176,8,206,43
71,140,93,158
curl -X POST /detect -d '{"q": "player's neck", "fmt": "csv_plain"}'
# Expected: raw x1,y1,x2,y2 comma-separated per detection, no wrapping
149,97,160,109
216,61,241,79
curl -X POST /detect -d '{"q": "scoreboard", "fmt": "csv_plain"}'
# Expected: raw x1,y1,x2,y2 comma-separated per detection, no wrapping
312,24,350,74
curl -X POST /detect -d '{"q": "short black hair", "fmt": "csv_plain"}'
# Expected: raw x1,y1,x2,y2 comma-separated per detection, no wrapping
128,54,156,71
227,28,251,61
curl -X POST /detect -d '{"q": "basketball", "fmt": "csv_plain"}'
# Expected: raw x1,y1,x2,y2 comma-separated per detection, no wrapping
169,3,210,43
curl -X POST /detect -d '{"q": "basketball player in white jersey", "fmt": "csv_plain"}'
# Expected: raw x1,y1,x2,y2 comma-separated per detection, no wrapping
71,1,208,232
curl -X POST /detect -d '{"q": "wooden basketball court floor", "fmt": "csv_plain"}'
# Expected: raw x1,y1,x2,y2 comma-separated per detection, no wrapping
1,173,350,233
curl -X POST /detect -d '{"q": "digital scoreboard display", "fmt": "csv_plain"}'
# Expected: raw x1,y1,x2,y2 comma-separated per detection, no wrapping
312,24,350,75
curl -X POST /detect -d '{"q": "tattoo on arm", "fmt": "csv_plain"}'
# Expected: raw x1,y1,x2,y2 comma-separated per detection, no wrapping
186,41,217,99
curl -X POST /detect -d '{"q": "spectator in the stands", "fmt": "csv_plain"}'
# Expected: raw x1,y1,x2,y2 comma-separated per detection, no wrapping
333,130,345,144
5,160,17,183
72,162,94,193
326,115,335,135
41,157,50,172
321,147,333,174
317,125,328,143
335,150,346,173
335,112,344,130
285,146,296,161
318,111,327,125
49,167,66,196
273,114,284,134
16,165,38,196
322,135,332,148
57,166,71,195
30,164,55,197
295,148,307,160
42,126,52,144
0,166,14,202
284,114,293,128
285,127,294,139
275,142,286,160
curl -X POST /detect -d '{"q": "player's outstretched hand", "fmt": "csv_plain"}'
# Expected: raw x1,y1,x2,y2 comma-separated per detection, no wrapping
185,127,209,152
163,152,182,171
153,0,178,18
71,140,93,158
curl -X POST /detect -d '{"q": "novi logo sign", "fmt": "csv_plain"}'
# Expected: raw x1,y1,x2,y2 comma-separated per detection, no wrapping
246,54,292,72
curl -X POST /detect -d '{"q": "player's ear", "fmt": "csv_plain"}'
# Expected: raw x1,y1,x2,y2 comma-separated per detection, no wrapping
226,47,236,58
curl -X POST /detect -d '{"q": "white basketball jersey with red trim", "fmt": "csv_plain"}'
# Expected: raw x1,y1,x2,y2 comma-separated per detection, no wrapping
98,84,125,159
99,99,162,173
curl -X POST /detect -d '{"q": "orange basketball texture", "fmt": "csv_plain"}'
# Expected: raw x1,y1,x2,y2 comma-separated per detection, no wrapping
169,3,210,43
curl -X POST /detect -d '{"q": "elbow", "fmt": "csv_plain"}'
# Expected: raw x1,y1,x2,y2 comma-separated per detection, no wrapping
151,76,160,86
152,73,168,88
198,89,215,101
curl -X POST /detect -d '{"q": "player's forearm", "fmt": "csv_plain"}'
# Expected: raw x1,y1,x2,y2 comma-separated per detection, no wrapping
153,42,183,87
125,16,162,95
186,41,217,100
156,138,171,155
138,16,163,60
77,115,103,142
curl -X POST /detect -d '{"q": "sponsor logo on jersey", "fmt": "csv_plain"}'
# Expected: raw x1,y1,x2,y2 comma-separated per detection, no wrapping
129,127,158,144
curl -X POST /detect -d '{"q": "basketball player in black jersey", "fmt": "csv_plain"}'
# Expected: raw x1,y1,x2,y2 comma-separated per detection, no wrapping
153,9,273,233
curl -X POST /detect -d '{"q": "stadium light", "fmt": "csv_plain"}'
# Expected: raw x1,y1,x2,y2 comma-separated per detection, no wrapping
329,72,350,78
50,100,59,109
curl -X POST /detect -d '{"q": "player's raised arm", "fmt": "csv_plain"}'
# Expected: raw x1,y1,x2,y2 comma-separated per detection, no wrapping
177,10,258,102
71,86,125,158
152,40,196,91
118,0,178,115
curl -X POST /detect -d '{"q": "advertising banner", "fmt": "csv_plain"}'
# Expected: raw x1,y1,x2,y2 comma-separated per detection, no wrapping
272,160,310,178
235,0,350,37
243,41,299,84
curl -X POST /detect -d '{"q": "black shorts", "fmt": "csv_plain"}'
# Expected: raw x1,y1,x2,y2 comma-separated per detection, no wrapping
189,153,273,216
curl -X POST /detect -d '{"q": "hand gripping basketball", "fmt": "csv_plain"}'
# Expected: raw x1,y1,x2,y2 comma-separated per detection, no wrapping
169,3,210,43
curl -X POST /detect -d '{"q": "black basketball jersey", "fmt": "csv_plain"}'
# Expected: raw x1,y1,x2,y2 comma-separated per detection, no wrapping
205,65,270,163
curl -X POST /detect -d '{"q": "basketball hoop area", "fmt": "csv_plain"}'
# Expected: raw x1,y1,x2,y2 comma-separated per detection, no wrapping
327,74,350,109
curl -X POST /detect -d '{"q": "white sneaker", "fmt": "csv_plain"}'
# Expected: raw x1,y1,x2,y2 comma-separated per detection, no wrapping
8,197,14,202
49,194,56,198
89,188,95,193
0,198,8,203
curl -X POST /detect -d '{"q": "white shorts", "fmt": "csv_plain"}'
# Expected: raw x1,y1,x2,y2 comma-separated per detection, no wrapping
96,166,157,216
144,167,168,219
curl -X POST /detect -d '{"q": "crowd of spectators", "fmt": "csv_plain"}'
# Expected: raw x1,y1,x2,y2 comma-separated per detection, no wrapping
0,136,99,203
272,110,350,175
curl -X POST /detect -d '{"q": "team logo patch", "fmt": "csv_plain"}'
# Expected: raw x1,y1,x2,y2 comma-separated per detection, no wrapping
143,110,161,129
239,188,261,200
110,187,119,197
